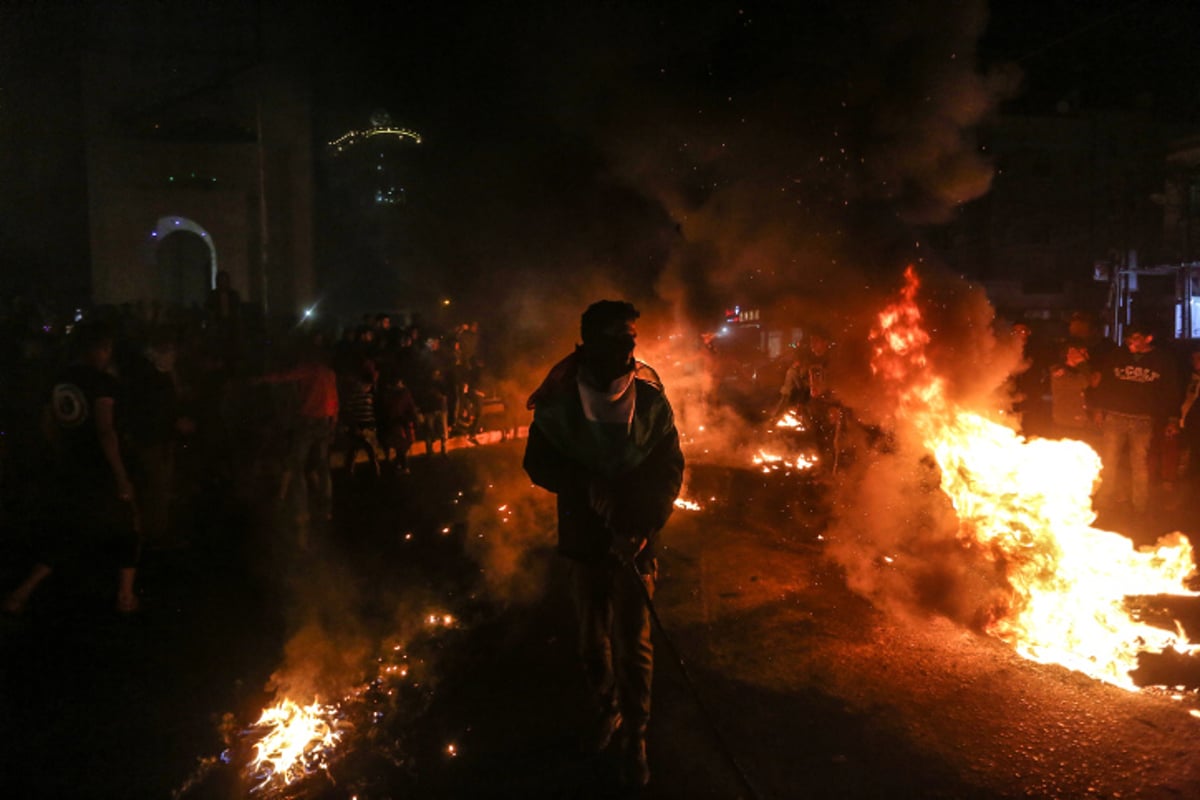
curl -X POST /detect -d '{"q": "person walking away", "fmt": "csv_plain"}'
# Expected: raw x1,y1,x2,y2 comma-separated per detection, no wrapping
5,322,140,614
523,300,684,787
1091,322,1181,514
254,340,338,546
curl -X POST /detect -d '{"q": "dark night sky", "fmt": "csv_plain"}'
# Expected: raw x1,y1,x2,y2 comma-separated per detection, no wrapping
3,0,1200,334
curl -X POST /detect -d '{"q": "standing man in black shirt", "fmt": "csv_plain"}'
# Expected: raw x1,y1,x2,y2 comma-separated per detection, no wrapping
1091,322,1181,513
4,322,140,614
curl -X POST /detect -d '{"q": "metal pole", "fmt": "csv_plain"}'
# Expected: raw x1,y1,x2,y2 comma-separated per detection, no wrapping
254,0,270,318
256,85,270,318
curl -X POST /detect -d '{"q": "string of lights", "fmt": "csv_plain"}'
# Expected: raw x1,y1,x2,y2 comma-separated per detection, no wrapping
328,126,423,152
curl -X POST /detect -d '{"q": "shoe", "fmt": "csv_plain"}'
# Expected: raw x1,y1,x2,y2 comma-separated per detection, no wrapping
584,708,622,753
620,734,649,787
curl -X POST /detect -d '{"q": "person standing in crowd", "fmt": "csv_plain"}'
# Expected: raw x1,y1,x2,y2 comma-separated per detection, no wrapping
1048,342,1097,444
1066,310,1116,364
379,373,420,473
341,366,382,477
1091,322,1181,513
1009,322,1053,436
4,322,140,614
523,300,684,788
125,331,195,549
255,338,338,546
1179,348,1200,482
415,367,450,456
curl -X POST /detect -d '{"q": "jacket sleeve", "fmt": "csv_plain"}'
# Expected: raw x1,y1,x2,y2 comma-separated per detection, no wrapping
611,423,685,539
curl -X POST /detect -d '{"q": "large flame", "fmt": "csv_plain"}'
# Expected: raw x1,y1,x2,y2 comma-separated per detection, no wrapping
247,698,343,793
871,266,1198,690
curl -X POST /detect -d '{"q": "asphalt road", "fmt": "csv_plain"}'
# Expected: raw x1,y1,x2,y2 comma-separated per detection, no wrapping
4,439,1200,799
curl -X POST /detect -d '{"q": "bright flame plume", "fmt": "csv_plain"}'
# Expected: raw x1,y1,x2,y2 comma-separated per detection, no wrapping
247,698,343,793
871,266,1198,690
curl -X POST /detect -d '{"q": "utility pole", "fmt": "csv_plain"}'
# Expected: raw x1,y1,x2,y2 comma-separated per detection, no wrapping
256,88,270,318
254,0,270,317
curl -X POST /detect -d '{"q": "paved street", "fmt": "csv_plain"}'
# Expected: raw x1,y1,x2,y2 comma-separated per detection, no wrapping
4,439,1200,799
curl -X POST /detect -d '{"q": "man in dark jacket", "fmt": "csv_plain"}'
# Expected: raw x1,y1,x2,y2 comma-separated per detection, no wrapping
1091,322,1181,512
523,300,684,788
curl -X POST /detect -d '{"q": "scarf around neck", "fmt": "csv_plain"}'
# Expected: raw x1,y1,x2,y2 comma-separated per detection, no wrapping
527,349,673,476
577,368,637,430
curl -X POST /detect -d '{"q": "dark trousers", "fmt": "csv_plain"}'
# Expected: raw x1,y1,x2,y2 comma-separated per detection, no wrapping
1099,412,1153,511
288,417,333,513
568,557,655,736
134,442,174,545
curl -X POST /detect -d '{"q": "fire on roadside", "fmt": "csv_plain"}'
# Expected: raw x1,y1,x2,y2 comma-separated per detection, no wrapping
751,449,818,475
775,411,806,430
871,266,1199,690
246,698,343,793
234,605,462,795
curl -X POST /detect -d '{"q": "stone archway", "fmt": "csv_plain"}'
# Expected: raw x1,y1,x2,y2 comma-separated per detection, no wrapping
151,216,217,306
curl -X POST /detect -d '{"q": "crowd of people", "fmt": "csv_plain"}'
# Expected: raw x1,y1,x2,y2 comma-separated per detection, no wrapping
5,285,1200,615
761,309,1200,516
1013,311,1200,516
0,278,497,614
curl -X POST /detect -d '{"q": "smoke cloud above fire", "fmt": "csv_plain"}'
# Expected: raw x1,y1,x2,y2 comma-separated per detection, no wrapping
267,0,1027,711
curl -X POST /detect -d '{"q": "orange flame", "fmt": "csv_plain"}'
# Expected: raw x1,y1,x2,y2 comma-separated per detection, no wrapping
871,266,1198,690
774,411,807,430
247,698,343,792
752,449,818,474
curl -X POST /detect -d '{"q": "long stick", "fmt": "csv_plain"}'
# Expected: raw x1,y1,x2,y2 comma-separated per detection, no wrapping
628,561,763,800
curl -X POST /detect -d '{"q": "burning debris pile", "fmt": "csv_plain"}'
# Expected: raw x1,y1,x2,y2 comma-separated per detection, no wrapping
246,698,344,793
867,266,1200,690
175,611,463,799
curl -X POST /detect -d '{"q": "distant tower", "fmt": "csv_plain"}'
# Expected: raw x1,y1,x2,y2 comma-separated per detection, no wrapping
327,111,421,206
321,112,424,309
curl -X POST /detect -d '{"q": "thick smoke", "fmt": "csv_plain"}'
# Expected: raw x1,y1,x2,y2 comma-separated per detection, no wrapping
265,561,375,702
462,455,557,607
823,267,1029,628
265,0,1024,707
456,1,1029,622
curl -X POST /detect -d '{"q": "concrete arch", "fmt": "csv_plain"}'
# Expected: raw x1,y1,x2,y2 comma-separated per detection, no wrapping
150,215,218,291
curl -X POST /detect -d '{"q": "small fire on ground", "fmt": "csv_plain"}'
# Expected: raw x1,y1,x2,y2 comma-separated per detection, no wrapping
751,449,818,475
228,607,461,796
247,699,343,793
871,266,1199,691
